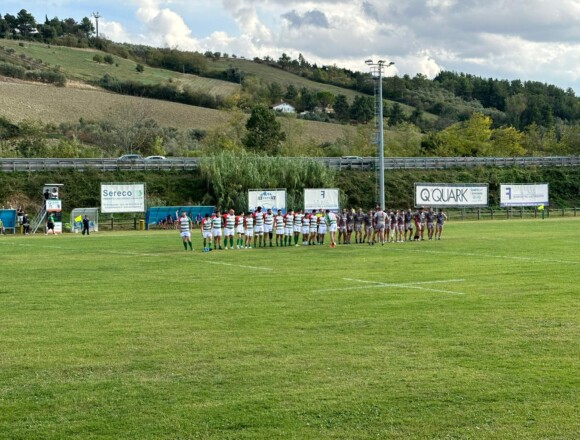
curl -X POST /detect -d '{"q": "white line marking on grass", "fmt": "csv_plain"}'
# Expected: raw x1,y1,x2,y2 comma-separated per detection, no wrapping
313,278,466,295
392,248,578,265
1,242,274,270
202,261,273,271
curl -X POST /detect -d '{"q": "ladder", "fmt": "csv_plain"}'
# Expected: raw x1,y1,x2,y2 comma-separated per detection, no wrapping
30,204,47,234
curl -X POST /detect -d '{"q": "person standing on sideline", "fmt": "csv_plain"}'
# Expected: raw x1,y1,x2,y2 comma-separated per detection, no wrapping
45,212,56,235
0,218,5,235
82,215,90,235
178,211,193,251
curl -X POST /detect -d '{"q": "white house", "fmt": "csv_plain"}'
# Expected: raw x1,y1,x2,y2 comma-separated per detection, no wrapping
272,102,295,113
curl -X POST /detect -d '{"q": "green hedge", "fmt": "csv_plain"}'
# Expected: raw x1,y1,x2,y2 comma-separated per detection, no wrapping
1,166,578,215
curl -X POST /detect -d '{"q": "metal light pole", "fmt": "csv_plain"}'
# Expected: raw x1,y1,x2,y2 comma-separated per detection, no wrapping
92,12,101,40
366,59,394,211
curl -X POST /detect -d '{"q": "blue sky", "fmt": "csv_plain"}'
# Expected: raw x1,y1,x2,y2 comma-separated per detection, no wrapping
3,0,579,93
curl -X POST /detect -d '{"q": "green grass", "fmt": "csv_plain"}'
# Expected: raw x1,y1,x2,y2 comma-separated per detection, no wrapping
0,219,578,439
0,39,238,96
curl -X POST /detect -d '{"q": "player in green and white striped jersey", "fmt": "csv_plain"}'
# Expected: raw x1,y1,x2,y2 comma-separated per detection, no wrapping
177,211,193,251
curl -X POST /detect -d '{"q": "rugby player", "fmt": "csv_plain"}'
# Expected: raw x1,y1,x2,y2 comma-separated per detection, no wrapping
178,211,193,251
373,206,387,245
274,209,285,246
354,208,364,244
435,209,447,240
326,209,338,248
212,209,223,249
284,209,294,246
201,213,212,251
253,207,265,248
317,209,327,245
308,210,318,245
338,208,348,244
264,208,274,247
294,209,304,246
235,211,245,248
224,209,236,249
244,211,254,248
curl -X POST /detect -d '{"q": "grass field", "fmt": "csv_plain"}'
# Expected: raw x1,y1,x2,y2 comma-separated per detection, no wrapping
1,219,578,439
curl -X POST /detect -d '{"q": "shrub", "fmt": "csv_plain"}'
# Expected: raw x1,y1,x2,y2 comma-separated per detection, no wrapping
103,54,114,64
93,54,103,63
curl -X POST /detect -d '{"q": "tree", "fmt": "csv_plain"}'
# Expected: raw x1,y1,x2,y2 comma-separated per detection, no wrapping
243,105,286,155
333,94,350,122
16,9,36,38
388,102,406,126
349,96,374,123
79,17,94,38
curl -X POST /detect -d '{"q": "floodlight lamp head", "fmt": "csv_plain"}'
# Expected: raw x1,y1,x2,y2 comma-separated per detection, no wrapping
365,59,373,65
387,61,395,67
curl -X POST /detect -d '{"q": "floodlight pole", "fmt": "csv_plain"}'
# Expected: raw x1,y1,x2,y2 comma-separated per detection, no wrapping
92,12,101,40
366,59,394,211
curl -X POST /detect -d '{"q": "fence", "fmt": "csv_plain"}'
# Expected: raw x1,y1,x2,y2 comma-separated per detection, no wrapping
0,156,579,172
444,207,578,221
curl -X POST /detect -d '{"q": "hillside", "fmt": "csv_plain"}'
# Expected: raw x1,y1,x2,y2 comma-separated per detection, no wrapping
0,79,354,145
0,39,238,97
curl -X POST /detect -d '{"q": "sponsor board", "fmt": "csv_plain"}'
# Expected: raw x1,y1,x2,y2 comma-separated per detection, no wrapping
415,183,488,207
248,190,286,213
304,188,340,211
101,183,145,213
500,184,549,207
45,199,62,212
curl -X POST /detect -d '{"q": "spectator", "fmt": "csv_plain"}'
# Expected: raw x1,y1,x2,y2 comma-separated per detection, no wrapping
46,212,56,235
22,213,30,235
82,215,90,235
0,218,5,235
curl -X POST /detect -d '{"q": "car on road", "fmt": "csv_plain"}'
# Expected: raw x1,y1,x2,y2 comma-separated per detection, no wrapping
144,155,167,161
117,154,143,161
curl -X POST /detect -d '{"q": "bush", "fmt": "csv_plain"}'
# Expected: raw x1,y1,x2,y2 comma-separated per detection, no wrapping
136,63,144,73
0,62,26,79
92,54,103,63
103,54,114,64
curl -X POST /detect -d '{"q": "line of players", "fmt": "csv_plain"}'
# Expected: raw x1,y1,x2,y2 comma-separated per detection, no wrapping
198,206,447,250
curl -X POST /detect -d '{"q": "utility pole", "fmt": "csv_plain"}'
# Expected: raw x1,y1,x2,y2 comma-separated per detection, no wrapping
91,12,101,39
365,59,394,211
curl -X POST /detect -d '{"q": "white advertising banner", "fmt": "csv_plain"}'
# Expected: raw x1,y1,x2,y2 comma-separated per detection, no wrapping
101,183,145,213
415,183,488,207
304,188,340,211
500,184,549,207
45,199,62,212
248,189,287,213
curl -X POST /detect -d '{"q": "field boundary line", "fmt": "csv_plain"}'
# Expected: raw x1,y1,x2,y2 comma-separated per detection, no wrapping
313,278,466,295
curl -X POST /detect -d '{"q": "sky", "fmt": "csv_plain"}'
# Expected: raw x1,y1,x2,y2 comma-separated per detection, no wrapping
4,0,580,93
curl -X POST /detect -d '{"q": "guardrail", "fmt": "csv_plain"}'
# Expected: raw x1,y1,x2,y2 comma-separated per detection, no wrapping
0,156,578,172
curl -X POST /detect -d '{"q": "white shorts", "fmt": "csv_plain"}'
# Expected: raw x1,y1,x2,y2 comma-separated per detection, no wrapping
294,225,301,233
302,226,309,235
329,224,337,232
264,224,273,233
180,231,191,238
236,225,244,234
224,227,234,236
254,225,264,234
276,227,284,235
309,227,317,234
202,231,212,239
245,229,254,237
318,225,327,234
212,228,222,237
284,227,293,236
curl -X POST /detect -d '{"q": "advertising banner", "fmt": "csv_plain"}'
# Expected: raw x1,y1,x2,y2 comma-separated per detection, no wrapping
45,199,62,212
415,183,488,207
101,183,145,213
304,188,340,211
500,184,549,207
248,189,286,213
